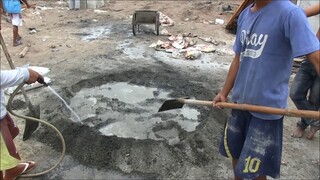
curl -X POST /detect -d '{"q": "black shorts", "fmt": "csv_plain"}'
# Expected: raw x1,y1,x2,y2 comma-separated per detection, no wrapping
219,110,283,179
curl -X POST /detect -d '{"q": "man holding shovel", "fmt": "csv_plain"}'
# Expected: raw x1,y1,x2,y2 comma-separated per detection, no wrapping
213,0,319,179
0,67,44,179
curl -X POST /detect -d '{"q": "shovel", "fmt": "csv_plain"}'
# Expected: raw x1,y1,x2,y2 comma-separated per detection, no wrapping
158,98,320,119
0,33,40,141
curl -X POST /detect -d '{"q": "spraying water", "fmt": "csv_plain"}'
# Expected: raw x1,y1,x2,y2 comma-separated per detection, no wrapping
47,86,83,124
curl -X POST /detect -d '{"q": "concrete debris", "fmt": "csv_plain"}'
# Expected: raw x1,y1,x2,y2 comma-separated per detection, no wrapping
195,44,216,53
222,4,232,12
29,28,37,34
198,36,226,45
185,50,202,60
281,161,288,166
215,18,225,25
159,29,171,36
169,34,196,49
150,35,217,60
182,32,197,37
216,48,234,56
159,12,175,27
94,9,108,13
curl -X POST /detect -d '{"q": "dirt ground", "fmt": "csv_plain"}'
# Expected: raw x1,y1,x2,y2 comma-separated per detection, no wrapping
0,0,319,179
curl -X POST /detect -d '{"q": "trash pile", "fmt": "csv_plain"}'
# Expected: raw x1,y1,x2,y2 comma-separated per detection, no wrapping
150,12,230,60
149,34,219,60
159,12,175,27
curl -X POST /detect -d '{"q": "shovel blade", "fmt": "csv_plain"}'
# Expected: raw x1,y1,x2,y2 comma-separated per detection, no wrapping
23,105,40,141
158,99,185,112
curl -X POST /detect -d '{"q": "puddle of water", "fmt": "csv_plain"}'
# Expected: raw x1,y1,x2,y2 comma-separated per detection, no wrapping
70,82,201,143
74,82,169,104
80,26,111,41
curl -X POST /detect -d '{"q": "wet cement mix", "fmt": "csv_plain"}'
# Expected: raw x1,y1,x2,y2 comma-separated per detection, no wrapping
31,66,230,179
2,1,319,179
7,14,233,178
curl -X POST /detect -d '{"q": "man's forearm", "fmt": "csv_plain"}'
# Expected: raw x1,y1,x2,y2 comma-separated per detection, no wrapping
307,50,320,75
220,54,240,97
304,3,320,17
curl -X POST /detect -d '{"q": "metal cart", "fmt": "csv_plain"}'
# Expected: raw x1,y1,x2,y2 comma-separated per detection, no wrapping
132,10,160,36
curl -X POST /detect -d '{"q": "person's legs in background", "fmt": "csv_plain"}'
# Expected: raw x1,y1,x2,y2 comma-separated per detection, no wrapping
305,76,320,140
68,0,80,10
74,0,80,10
290,60,316,138
12,25,21,46
68,0,75,10
10,13,22,47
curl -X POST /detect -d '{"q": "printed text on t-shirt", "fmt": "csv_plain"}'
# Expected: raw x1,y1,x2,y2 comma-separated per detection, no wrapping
240,30,268,59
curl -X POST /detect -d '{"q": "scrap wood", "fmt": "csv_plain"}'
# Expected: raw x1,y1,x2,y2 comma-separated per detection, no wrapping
19,44,31,58
226,0,254,33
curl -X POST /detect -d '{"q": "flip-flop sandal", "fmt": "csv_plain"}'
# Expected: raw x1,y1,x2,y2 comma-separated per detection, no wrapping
3,161,36,180
21,161,36,175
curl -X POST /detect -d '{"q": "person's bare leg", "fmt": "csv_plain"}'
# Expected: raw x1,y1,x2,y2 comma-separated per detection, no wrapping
291,126,305,138
12,25,21,47
255,176,267,180
306,126,320,140
232,159,242,180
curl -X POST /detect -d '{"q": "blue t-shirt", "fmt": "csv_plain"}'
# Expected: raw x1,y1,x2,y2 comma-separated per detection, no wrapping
232,0,320,120
3,0,21,14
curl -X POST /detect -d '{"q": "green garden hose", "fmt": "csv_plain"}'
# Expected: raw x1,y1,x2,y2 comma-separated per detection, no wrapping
6,83,66,177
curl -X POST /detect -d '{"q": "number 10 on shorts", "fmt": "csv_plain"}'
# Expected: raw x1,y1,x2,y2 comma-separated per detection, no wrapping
243,156,261,173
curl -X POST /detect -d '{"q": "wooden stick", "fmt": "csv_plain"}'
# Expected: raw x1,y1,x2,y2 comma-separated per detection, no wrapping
180,99,320,119
19,46,30,58
226,0,254,32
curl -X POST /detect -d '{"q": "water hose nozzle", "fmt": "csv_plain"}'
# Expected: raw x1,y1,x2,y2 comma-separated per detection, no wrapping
37,77,48,86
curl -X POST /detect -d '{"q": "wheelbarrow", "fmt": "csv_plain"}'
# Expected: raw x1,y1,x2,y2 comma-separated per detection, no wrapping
132,10,160,36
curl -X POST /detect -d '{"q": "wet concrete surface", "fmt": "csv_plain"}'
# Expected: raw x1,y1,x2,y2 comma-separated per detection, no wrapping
3,1,319,179
28,66,231,179
9,19,234,179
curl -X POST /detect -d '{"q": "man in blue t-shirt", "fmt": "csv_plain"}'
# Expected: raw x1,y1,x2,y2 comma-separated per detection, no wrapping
213,0,320,179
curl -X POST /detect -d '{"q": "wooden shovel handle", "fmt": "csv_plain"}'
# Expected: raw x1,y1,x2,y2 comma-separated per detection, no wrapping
181,99,320,119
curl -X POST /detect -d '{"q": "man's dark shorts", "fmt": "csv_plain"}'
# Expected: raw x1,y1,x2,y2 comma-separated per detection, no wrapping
219,110,283,179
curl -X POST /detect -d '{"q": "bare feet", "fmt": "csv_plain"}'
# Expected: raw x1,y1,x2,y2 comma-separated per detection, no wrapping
306,126,320,140
13,40,22,47
3,161,36,180
291,126,305,138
